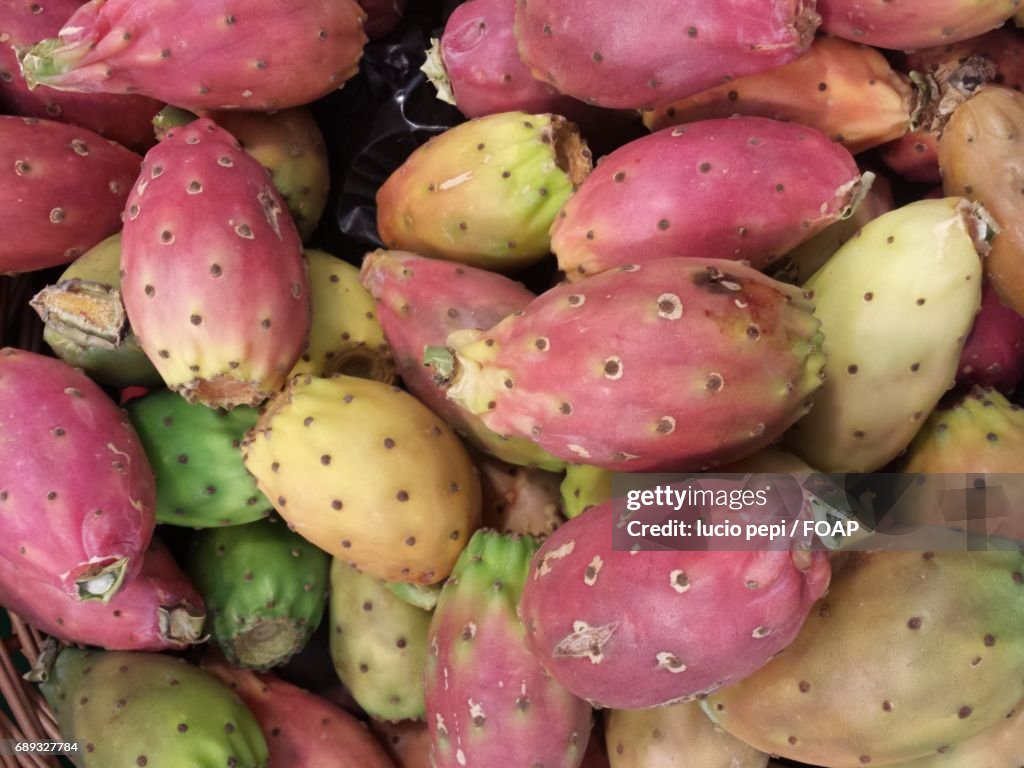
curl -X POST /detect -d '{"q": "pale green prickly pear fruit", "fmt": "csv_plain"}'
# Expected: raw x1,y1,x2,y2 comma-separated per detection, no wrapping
40,647,268,767
328,558,431,721
785,197,988,472
560,464,613,520
606,700,767,768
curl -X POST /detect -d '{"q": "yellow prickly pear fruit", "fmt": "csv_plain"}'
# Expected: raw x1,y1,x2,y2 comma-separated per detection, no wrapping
241,375,481,584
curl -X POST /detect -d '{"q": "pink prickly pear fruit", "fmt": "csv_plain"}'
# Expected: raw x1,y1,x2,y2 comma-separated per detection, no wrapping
817,0,1019,50
513,0,820,110
704,551,1024,767
0,538,204,651
518,497,831,710
605,700,768,768
0,0,161,153
201,652,396,768
0,115,140,275
121,118,310,409
643,36,916,155
477,453,564,536
550,118,866,281
16,0,368,112
957,283,1024,394
426,258,826,472
359,0,406,40
426,530,593,768
359,249,565,471
880,130,942,184
423,0,602,124
371,720,433,768
153,105,330,243
376,112,593,272
0,348,155,602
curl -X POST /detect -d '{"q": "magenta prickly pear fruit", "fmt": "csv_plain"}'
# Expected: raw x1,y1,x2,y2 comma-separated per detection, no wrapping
478,454,564,535
201,653,396,768
17,0,368,112
359,0,406,40
424,0,599,122
0,348,155,602
514,0,820,110
376,112,593,271
241,374,481,584
704,552,1024,767
426,258,825,472
0,537,204,651
785,198,987,473
551,118,866,280
360,249,565,471
426,530,592,768
605,700,768,768
0,115,140,275
957,283,1024,394
817,0,1019,51
0,0,160,153
518,498,831,709
121,118,310,409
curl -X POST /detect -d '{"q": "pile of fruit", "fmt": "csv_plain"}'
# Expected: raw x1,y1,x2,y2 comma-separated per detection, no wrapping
2,0,1024,766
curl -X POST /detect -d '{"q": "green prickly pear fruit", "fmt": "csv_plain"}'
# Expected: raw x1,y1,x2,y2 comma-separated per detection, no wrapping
560,464,612,520
605,700,767,768
785,197,988,471
126,389,272,528
896,699,1024,767
384,580,443,612
289,250,396,382
30,233,163,388
186,516,330,670
704,551,1024,767
39,647,269,767
376,112,593,271
241,374,482,584
153,106,330,242
328,558,431,721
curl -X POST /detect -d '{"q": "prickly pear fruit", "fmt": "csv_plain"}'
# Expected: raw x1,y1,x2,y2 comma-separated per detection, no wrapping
376,112,592,271
153,106,330,242
0,0,160,152
817,0,1019,50
329,559,431,721
120,118,310,409
241,374,481,584
478,454,563,535
0,538,204,651
40,647,269,767
385,581,443,612
514,0,819,110
360,249,563,471
371,720,433,768
550,118,864,279
643,36,915,155
704,551,1024,767
719,446,815,474
0,348,155,602
0,115,140,274
427,530,591,768
427,257,825,472
940,85,1024,316
605,700,767,768
957,283,1024,394
560,464,612,520
360,0,406,40
905,387,1024,474
880,131,943,184
771,173,894,286
518,497,831,709
187,516,330,669
17,0,367,112
897,700,1024,768
424,0,598,122
785,198,986,472
30,233,163,388
291,250,395,382
201,652,396,768
125,388,271,527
